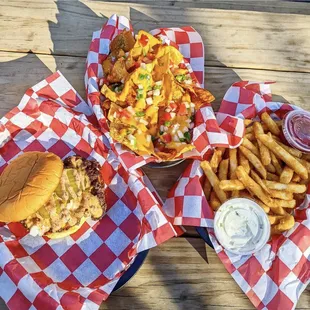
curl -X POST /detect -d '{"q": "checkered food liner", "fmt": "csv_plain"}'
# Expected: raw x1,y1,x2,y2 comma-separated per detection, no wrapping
0,71,179,310
164,81,310,309
85,14,245,171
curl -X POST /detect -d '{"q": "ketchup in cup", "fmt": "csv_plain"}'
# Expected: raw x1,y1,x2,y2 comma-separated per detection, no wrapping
283,110,310,153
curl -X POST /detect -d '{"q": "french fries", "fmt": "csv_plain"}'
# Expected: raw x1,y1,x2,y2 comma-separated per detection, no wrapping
229,149,238,179
200,114,309,236
253,122,271,166
238,152,250,174
239,146,267,179
219,180,245,191
210,149,223,173
267,172,279,181
210,191,221,211
203,178,212,200
250,170,270,194
269,189,293,201
270,152,283,176
261,112,281,136
280,166,294,184
236,166,273,206
218,159,229,181
263,180,307,193
257,134,308,180
201,161,227,203
242,137,260,157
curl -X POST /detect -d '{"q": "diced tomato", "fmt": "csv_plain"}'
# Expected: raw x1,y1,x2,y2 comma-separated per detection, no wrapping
147,53,156,61
162,134,172,143
178,103,188,116
162,112,172,121
169,102,178,110
119,110,131,119
139,34,149,47
179,63,187,69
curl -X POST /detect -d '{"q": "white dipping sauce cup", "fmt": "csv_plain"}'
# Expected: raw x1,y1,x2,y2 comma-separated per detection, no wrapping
214,198,270,255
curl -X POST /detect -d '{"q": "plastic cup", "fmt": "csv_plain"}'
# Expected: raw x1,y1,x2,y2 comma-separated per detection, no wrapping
214,198,270,255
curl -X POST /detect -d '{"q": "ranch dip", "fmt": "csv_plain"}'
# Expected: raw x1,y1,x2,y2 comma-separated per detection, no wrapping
214,198,270,255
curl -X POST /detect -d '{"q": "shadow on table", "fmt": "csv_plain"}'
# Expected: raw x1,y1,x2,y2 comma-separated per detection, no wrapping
0,1,292,309
106,0,310,15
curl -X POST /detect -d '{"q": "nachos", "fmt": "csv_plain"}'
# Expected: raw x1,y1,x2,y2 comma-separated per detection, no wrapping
101,30,214,160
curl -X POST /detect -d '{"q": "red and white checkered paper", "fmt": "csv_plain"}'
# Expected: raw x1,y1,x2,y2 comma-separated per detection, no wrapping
85,14,245,171
165,81,310,309
0,71,180,310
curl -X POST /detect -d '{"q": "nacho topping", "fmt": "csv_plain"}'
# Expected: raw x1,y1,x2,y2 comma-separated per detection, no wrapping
101,30,214,160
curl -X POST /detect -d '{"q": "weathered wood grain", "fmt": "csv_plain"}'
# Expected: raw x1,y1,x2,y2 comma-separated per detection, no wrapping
0,238,309,310
0,0,310,72
108,0,310,14
1,51,309,119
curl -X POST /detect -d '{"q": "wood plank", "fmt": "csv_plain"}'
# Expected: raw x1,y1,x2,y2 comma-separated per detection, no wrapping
1,1,310,72
108,0,310,14
1,51,309,119
0,237,309,309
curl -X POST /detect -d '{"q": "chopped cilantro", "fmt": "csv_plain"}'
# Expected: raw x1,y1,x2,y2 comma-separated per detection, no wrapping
179,138,186,142
164,121,171,126
159,131,164,135
138,73,145,80
184,131,191,142
190,115,195,122
153,84,162,90
136,93,144,100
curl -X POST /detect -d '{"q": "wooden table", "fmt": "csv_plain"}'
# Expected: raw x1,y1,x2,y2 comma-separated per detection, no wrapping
0,0,309,309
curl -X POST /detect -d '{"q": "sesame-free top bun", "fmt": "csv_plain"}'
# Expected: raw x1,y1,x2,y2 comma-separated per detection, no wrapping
0,152,63,222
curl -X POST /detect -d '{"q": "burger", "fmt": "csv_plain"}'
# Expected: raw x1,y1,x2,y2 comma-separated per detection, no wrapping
0,152,107,239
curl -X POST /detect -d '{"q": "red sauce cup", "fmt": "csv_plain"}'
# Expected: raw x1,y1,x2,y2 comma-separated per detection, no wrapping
283,110,310,153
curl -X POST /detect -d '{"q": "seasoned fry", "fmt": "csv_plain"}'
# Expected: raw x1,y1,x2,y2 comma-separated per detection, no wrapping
218,159,229,181
250,170,270,194
267,172,279,181
239,146,267,179
263,180,307,193
270,205,286,216
201,161,227,203
269,189,293,201
242,137,260,157
276,141,302,158
266,163,276,174
257,134,308,180
257,140,271,166
245,126,254,134
276,199,295,209
245,133,255,141
210,191,221,211
210,149,223,173
238,152,250,174
292,173,301,183
268,214,285,225
244,119,253,127
229,149,238,179
298,158,310,174
270,152,283,176
261,112,281,136
271,215,295,234
235,166,273,206
203,178,212,200
253,122,271,166
279,166,294,184
219,180,245,191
